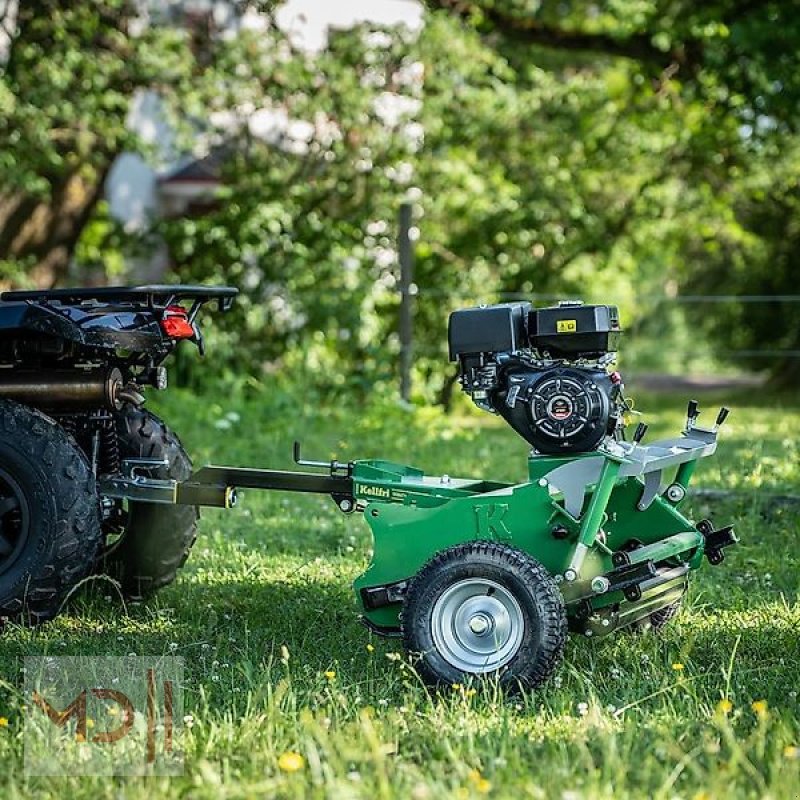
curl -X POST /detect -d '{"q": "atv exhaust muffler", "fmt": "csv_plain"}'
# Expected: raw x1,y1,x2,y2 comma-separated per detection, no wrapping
0,368,139,410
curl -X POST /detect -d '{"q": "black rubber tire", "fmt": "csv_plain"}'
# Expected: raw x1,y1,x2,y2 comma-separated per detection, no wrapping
0,400,101,624
99,407,198,600
402,541,567,691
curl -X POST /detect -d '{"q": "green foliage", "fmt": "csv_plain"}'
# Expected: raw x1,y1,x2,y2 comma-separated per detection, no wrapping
4,0,799,388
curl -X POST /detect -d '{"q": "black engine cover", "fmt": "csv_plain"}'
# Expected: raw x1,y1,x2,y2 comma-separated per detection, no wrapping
494,366,615,454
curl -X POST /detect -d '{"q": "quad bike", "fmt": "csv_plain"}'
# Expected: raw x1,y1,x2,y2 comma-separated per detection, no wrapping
0,287,737,691
0,285,236,620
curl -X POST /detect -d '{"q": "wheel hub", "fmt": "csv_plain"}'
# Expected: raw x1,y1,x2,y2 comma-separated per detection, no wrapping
468,612,492,636
431,578,524,674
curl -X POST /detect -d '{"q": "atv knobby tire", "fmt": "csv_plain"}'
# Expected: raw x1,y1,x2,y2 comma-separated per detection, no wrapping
100,407,198,600
402,541,567,691
0,400,101,624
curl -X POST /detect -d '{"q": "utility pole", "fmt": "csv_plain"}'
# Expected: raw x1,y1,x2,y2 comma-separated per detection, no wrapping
398,202,414,402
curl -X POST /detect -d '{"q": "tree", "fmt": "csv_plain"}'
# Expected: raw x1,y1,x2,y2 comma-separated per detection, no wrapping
424,0,800,384
0,0,192,285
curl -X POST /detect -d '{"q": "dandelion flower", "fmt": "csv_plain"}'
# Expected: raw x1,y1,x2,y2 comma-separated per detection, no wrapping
751,699,768,718
0,717,8,727
366,644,375,653
324,670,336,681
672,663,685,672
783,745,799,760
716,698,733,715
278,751,305,773
467,770,491,794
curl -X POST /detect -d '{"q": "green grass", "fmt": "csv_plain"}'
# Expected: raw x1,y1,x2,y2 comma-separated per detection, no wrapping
1,381,799,798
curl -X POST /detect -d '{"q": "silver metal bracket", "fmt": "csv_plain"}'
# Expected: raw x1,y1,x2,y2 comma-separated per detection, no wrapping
637,469,662,511
121,457,169,478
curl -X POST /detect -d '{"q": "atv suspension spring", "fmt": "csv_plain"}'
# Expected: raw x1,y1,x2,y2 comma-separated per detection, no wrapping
98,413,120,476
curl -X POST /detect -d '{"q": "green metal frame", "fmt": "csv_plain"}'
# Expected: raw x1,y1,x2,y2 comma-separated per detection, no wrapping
97,410,736,640
352,424,732,636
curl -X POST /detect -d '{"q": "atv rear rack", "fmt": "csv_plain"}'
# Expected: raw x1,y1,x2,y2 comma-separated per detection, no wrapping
1,284,239,313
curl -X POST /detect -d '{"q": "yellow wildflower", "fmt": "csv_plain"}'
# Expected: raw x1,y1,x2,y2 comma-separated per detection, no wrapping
672,663,685,671
783,745,799,760
716,698,733,715
751,699,768,718
467,770,491,794
366,644,374,653
324,670,336,681
277,751,305,773
0,717,8,727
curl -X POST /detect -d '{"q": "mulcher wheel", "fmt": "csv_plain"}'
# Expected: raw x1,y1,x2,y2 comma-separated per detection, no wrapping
0,400,101,624
402,541,567,691
99,407,199,600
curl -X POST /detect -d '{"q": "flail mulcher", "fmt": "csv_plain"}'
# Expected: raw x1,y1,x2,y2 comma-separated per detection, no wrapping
0,287,737,690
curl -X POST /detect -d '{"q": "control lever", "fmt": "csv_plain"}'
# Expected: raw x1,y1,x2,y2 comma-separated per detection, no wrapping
714,406,730,431
293,441,352,476
633,422,649,444
686,399,700,430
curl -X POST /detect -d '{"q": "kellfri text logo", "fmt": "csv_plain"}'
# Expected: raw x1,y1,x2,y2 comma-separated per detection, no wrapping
24,656,184,776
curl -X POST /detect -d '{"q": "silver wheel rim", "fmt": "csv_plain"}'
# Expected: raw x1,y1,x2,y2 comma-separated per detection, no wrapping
430,578,525,673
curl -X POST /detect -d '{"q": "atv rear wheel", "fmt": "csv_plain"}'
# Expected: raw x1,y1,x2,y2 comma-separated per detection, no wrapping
0,400,101,624
402,542,567,691
99,407,198,600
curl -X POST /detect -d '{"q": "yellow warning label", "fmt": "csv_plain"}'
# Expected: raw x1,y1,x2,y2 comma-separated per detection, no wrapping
557,319,577,333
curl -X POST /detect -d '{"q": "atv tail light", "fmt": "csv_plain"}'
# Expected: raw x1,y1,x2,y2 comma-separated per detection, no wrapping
161,306,195,339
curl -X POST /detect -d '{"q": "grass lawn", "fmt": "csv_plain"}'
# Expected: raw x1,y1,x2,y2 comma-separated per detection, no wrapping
1,380,798,798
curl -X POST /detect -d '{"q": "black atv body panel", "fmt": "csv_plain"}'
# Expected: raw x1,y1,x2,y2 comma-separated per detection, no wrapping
0,301,166,351
0,285,238,353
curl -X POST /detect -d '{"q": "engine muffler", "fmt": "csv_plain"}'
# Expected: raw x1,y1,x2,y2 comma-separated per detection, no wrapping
0,368,134,410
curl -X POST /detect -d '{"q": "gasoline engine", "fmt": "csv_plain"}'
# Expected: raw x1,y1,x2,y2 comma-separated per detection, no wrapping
448,300,626,454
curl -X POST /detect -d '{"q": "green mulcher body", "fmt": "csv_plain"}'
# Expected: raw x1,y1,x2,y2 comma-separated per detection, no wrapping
62,289,736,690
352,422,736,639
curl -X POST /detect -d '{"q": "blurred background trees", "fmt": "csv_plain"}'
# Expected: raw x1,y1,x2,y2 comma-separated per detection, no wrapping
1,0,798,397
